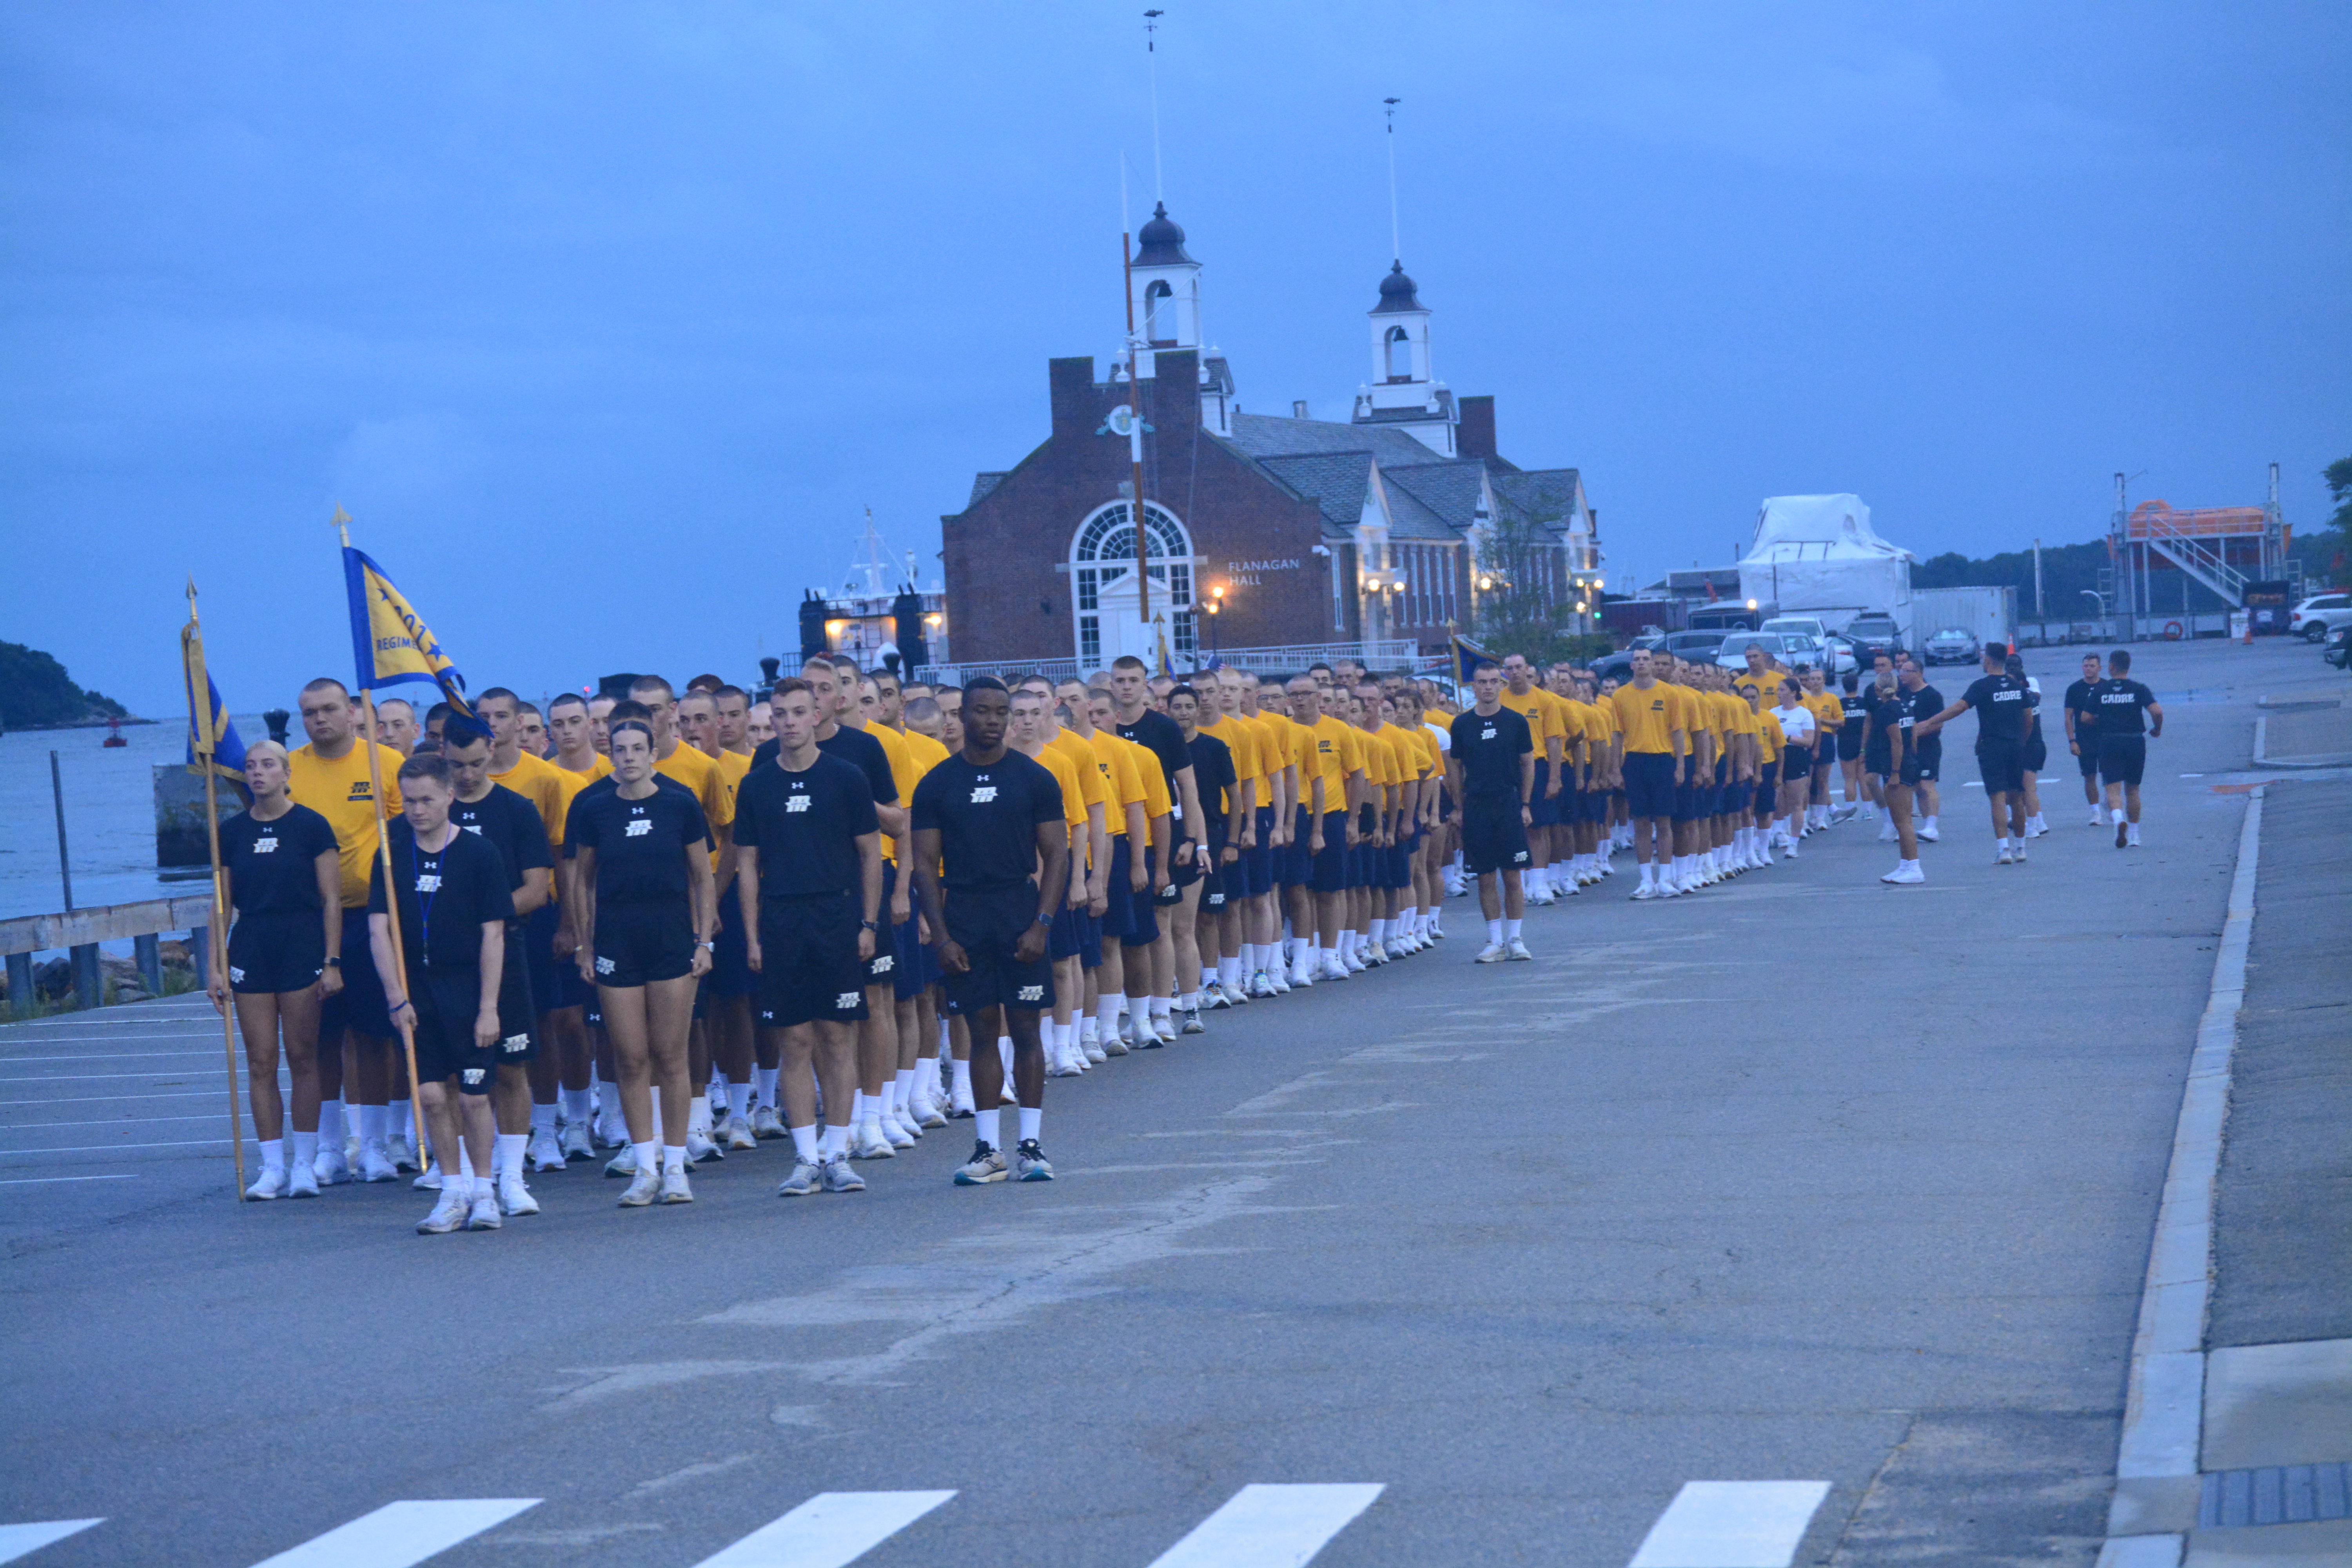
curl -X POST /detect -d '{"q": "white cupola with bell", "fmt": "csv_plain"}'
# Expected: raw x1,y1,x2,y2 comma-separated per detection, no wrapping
1351,260,1456,456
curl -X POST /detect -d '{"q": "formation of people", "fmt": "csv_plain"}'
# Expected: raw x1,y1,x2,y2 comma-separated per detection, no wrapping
204,639,2160,1229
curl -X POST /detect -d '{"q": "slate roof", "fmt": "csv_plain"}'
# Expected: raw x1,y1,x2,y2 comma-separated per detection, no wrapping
968,472,1009,507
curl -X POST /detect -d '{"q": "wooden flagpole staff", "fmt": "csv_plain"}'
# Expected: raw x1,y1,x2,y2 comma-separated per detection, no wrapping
334,506,428,1158
185,580,247,1200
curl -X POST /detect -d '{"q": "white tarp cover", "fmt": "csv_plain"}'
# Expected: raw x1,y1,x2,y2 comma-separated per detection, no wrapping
1739,494,1913,629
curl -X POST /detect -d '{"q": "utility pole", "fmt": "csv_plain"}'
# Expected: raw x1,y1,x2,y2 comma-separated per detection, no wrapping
2033,537,2043,622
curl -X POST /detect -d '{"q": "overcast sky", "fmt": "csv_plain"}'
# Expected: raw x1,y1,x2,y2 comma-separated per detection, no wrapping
4,2,2346,714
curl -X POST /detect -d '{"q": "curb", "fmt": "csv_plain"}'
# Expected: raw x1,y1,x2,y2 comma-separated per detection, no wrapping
2098,785,2265,1567
2251,704,2352,771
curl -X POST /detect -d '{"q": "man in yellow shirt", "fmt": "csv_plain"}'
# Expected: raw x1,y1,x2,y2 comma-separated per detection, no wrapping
1390,683,1449,944
1578,671,1624,871
1497,655,1570,906
1743,681,1784,871
1608,650,1687,898
1088,686,1176,1047
1221,668,1290,996
1059,678,1149,1060
1298,675,1365,983
1801,666,1847,830
1197,674,1262,1005
1731,641,1788,708
1011,685,1097,1078
286,677,409,1185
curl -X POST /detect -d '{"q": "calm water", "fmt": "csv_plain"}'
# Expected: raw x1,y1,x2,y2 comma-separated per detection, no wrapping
0,719,261,921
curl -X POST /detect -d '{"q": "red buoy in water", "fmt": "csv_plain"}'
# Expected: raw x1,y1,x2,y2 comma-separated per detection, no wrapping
102,717,127,748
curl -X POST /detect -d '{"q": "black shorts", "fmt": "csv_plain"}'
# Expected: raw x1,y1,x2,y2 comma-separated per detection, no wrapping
1781,746,1812,781
1866,747,1894,780
1915,739,1943,784
1461,797,1531,877
1753,779,1776,815
1624,752,1675,818
2099,735,2147,788
1282,805,1315,887
227,909,325,995
1310,809,1350,893
755,893,870,1029
2074,735,2102,778
1838,724,1866,762
320,907,393,1039
524,902,564,1014
940,884,1055,1016
409,967,496,1095
492,919,535,1063
860,863,900,987
2024,731,2049,774
592,898,695,987
1977,742,2026,796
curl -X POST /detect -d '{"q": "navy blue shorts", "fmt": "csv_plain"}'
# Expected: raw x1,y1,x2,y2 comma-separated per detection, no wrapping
227,909,325,995
1387,841,1412,889
524,902,564,1014
1047,902,1084,962
1246,806,1277,897
891,905,930,1001
753,893,868,1030
1310,810,1349,894
1128,846,1161,946
706,881,756,1000
939,885,1054,1017
1283,806,1316,887
320,907,393,1039
591,898,694,988
1102,835,1136,941
1623,753,1675,820
1754,779,1777,815
1528,760,1559,827
1078,909,1103,969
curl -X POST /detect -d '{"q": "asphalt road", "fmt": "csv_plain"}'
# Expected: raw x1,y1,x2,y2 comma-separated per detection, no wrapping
0,637,2328,1568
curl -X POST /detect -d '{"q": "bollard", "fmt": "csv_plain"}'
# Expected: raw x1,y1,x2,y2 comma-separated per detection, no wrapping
4,953,31,1014
135,933,163,996
69,944,102,1010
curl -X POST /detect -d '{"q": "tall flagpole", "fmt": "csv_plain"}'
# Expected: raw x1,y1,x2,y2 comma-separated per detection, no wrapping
187,580,246,1200
1384,96,1403,264
1127,11,1162,626
333,505,427,1158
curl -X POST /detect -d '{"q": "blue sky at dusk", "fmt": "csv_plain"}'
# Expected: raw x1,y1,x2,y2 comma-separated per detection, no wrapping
3,2,2345,713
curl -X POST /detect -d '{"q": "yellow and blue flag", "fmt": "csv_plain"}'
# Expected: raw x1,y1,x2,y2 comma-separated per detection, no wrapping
1450,632,1494,684
343,547,471,716
180,594,249,793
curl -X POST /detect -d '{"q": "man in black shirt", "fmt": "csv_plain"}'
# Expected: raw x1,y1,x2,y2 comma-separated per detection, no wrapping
1446,662,1535,964
1914,642,2033,865
2093,649,2164,848
909,679,1069,1186
1895,658,1946,842
367,753,515,1235
443,724,555,1214
2062,652,2107,827
1171,684,1240,1033
1109,654,1202,887
737,677,884,1195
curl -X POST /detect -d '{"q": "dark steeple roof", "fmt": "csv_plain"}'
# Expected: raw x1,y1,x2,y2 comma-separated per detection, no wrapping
1133,202,1194,267
1371,260,1425,314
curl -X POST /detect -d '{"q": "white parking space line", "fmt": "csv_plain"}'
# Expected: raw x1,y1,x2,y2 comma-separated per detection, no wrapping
11,1114,224,1130
1627,1482,1831,1568
0,1092,246,1106
1145,1483,1385,1568
0,1518,104,1562
0,1072,224,1083
0,1174,138,1185
688,1490,957,1567
245,1499,539,1568
0,1138,234,1155
0,1052,225,1062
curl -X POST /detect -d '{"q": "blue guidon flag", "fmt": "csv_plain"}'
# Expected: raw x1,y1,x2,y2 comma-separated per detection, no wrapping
343,546,472,719
180,588,249,795
1450,633,1494,684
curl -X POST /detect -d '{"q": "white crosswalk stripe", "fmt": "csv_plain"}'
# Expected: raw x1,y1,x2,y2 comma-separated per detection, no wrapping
1144,1483,1385,1568
1626,1481,1832,1568
688,1490,956,1567
0,1521,103,1564
246,1499,541,1568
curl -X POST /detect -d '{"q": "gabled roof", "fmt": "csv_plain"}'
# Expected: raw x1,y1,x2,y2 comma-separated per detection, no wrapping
1252,451,1374,539
968,472,1009,507
1492,469,1583,532
1228,411,1448,470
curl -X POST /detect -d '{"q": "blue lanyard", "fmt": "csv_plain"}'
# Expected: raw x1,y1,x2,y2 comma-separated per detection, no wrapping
409,832,440,967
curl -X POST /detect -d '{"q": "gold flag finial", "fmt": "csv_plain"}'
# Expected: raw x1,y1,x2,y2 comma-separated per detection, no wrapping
185,575,198,616
329,503,353,546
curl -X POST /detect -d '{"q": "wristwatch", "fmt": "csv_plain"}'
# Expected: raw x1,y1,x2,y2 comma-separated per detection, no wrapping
1033,912,1053,927
860,919,879,931
323,956,341,967
697,939,715,950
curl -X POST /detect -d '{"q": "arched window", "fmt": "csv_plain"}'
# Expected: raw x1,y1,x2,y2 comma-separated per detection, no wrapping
1145,280,1177,345
1385,325,1413,382
1071,501,1195,662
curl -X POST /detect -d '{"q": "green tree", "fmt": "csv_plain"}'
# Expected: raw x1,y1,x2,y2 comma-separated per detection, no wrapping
1472,511,1579,663
2321,456,2352,586
0,641,127,729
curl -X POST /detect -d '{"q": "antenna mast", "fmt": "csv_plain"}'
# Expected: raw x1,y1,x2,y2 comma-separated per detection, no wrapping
1145,9,1165,201
1383,96,1402,263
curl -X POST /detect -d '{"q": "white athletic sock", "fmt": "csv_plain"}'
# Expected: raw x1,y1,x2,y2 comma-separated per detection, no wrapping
975,1108,1002,1149
1319,946,1341,971
728,1082,751,1119
849,1089,868,1126
631,1138,657,1174
1018,1107,1042,1143
1095,995,1121,1034
894,1067,916,1110
1505,918,1523,940
1149,996,1171,1020
258,1137,284,1172
1125,994,1152,1029
756,1066,780,1109
1221,955,1243,988
355,1104,382,1144
790,1123,820,1162
495,1132,526,1182
688,1095,711,1135
662,1144,687,1176
318,1098,344,1147
951,1057,973,1103
530,1103,557,1138
1487,919,1504,944
292,1130,318,1167
560,1086,591,1124
2127,822,2141,845
818,1122,849,1159
1639,863,1656,887
1370,918,1388,947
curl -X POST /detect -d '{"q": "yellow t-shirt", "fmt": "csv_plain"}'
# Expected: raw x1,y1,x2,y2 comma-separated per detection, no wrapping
1497,688,1557,759
1130,733,1172,821
1732,666,1788,706
1804,690,1845,743
1027,743,1089,835
1609,682,1678,755
490,750,566,833
1083,728,1147,837
1308,715,1360,815
1751,704,1782,766
655,740,733,872
1389,722,1437,782
287,740,407,908
1199,715,1262,792
1354,724,1392,794
1044,728,1109,862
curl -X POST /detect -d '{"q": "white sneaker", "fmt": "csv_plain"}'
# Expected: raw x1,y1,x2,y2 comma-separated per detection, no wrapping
412,1161,444,1191
659,1167,694,1204
358,1141,397,1183
851,1118,896,1160
1996,846,2015,865
1882,862,1925,885
911,1094,951,1129
1289,961,1315,988
2090,808,2107,827
1506,938,1533,962
1082,1035,1108,1065
1782,844,1798,860
2012,844,2028,863
384,1134,419,1173
719,1112,755,1151
685,1129,724,1164
1318,958,1352,982
602,1146,635,1178
1475,942,1508,963
496,1174,539,1216
285,1161,319,1198
750,1105,786,1140
464,1191,502,1231
884,1111,918,1148
1917,825,1940,842
416,1191,468,1234
244,1165,289,1201
1878,822,1898,843
1631,882,1657,900
617,1167,662,1207
527,1129,566,1172
1657,878,1681,898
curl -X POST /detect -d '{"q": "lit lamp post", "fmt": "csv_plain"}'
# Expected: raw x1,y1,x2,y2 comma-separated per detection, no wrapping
1206,583,1224,657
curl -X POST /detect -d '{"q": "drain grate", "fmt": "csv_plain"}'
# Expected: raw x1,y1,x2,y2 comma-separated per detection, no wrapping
2200,1463,2352,1528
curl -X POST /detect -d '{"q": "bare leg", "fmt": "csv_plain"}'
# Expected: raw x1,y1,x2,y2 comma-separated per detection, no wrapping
600,987,655,1143
234,993,284,1142
644,973,698,1146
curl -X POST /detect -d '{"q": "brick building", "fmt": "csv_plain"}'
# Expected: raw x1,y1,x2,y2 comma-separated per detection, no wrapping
940,204,1598,669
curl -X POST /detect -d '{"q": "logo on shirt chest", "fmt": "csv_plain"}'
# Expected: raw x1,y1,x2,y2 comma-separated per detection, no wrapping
1480,726,1496,740
970,786,998,803
461,823,482,834
253,836,278,854
624,819,652,837
785,795,811,813
414,873,442,893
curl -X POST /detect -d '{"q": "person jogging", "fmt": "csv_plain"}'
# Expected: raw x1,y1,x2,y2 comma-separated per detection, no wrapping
909,679,1071,1186
1446,662,1534,960
2062,652,2107,828
209,740,343,1200
2093,649,2163,848
1912,642,2034,866
1869,673,1925,884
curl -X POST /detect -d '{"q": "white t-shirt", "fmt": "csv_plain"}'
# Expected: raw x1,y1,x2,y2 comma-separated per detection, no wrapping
1425,720,1451,753
1775,705,1817,745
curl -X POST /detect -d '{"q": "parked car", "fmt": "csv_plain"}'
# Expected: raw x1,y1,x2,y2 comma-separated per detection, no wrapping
1844,614,1904,668
1589,650,1638,684
1819,633,1860,675
2290,592,2352,641
1922,628,1980,665
1713,632,1826,673
2325,624,2352,671
1759,615,1831,642
1661,631,1731,661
